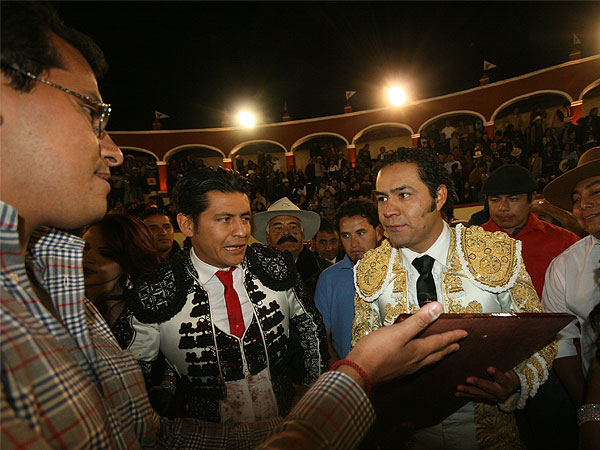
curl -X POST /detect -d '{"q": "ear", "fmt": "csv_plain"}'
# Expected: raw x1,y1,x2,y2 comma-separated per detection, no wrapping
435,184,448,212
375,224,384,243
177,213,195,238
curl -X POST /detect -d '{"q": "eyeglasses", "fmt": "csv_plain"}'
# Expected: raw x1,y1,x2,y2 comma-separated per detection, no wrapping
2,62,111,137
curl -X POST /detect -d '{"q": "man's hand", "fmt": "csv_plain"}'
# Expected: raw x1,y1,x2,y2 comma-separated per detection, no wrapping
342,302,467,386
456,367,520,404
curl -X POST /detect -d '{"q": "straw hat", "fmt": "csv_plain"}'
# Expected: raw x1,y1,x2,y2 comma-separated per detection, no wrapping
251,197,320,244
510,147,522,158
543,146,600,211
530,198,586,237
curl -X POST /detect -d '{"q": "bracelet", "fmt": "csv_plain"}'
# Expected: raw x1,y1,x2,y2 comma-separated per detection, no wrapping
330,359,372,395
577,403,600,426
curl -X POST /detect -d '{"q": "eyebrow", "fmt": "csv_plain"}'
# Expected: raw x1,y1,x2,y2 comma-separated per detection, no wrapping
572,179,600,197
373,185,412,197
272,219,300,225
214,211,251,218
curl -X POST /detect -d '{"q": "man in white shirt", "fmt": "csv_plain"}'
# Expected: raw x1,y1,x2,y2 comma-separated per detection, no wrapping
352,148,555,449
128,168,327,423
542,146,600,407
441,119,457,141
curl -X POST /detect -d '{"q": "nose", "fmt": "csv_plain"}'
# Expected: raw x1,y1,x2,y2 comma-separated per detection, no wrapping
100,132,124,167
579,192,593,209
380,198,398,218
498,198,510,211
232,218,249,237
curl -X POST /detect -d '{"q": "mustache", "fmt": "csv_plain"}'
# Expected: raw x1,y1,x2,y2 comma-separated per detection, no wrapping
277,235,299,245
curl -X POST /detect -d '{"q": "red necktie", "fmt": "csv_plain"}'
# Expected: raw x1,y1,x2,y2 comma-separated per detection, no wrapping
215,268,245,339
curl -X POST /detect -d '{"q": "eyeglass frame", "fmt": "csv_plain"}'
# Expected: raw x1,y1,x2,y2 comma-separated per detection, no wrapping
1,61,111,137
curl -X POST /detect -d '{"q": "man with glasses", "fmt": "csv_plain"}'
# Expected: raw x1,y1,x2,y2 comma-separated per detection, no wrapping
1,3,466,448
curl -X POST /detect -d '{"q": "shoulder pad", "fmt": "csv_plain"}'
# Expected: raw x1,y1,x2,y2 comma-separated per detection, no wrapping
354,239,397,302
245,243,298,291
455,224,522,293
128,254,193,323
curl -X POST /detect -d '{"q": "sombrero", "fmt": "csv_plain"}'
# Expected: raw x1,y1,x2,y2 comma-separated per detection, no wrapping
543,146,600,211
251,197,320,244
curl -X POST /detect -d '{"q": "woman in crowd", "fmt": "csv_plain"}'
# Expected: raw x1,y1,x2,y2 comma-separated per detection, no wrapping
83,213,176,415
83,212,160,347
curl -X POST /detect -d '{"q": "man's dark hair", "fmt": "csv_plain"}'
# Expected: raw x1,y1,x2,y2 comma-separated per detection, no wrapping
316,217,337,235
335,199,380,232
172,167,250,225
377,147,456,204
139,208,171,223
1,2,107,92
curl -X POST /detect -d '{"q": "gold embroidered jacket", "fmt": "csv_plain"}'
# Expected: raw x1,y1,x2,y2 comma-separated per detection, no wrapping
352,224,557,449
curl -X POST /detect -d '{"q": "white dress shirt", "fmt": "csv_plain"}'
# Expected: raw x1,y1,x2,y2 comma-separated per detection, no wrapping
398,222,451,310
189,247,254,334
542,234,600,377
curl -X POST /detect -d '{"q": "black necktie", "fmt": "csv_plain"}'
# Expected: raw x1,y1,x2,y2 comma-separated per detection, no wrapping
412,255,438,307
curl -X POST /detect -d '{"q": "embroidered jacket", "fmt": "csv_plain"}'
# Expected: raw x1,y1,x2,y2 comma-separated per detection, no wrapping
127,244,328,422
352,224,557,449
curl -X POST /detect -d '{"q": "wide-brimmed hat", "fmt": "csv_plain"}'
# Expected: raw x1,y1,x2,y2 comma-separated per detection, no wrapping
530,198,586,237
251,197,320,244
510,147,522,158
473,150,483,159
543,146,600,211
558,158,576,173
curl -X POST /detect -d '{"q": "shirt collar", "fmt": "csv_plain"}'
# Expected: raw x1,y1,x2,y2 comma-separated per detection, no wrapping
484,212,542,237
189,247,241,284
341,254,355,269
401,221,451,267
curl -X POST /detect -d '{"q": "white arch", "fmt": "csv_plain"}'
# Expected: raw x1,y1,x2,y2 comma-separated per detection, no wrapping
229,139,287,158
120,146,159,161
164,144,226,162
291,132,350,151
418,110,486,134
351,122,414,144
490,90,573,121
579,79,600,100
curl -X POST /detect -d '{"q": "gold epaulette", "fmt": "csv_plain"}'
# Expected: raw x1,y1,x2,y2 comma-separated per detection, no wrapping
354,239,397,302
455,224,522,293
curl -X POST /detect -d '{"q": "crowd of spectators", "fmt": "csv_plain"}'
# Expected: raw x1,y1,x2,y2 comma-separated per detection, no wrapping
109,104,599,220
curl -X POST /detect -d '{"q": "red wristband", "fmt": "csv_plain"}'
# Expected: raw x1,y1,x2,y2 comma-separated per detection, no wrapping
330,359,372,395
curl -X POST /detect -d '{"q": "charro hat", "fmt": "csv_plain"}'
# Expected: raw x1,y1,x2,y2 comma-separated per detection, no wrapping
482,164,538,195
251,197,320,244
530,198,585,237
558,158,575,173
543,146,600,211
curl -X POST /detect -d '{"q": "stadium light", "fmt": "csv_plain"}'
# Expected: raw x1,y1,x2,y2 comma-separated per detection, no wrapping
387,86,407,106
238,111,255,128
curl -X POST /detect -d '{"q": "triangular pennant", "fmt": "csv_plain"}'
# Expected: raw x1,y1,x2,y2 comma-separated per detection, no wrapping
483,60,497,71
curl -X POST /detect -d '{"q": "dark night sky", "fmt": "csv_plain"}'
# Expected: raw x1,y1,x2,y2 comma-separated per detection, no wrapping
54,1,600,131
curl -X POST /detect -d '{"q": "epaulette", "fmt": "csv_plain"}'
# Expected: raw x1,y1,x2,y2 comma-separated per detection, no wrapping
454,224,522,293
128,252,193,323
354,239,397,302
245,243,298,291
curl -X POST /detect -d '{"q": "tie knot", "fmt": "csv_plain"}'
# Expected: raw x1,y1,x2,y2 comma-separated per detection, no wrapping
412,255,435,275
215,268,235,286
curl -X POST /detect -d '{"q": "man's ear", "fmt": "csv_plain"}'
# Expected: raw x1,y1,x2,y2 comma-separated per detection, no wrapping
435,185,448,211
375,224,384,243
177,213,195,238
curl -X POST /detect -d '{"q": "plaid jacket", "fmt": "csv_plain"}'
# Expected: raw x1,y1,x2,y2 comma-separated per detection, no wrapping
0,202,374,449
